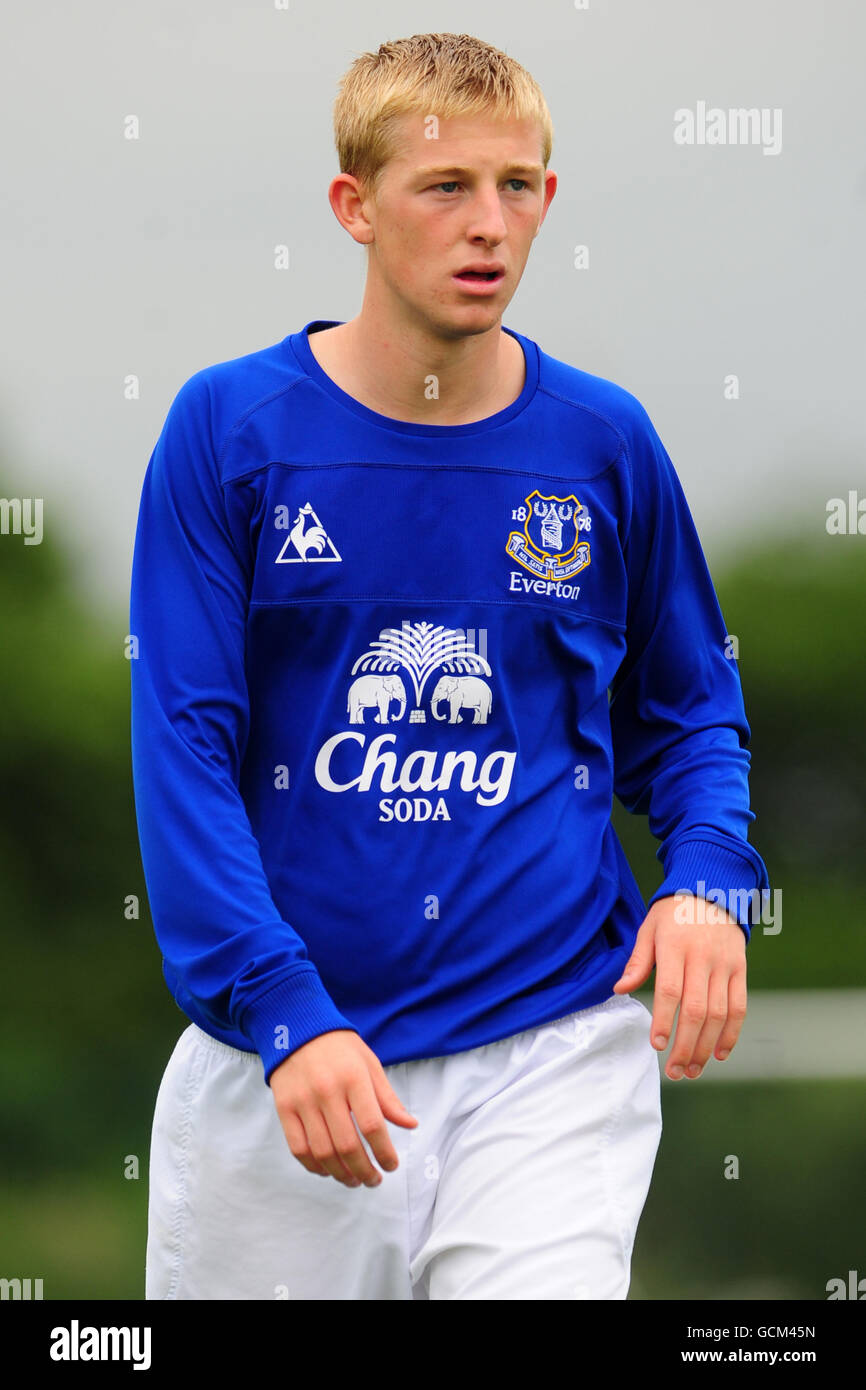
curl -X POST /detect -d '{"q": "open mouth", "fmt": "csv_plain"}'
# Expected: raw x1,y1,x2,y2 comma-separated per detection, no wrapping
456,270,503,281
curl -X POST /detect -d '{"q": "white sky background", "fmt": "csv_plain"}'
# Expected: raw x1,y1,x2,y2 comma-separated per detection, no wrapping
1,0,864,623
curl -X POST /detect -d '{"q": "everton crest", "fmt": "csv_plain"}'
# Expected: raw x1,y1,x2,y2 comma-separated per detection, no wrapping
505,490,591,581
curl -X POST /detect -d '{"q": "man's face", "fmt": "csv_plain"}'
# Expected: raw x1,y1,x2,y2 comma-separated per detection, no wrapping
356,111,557,338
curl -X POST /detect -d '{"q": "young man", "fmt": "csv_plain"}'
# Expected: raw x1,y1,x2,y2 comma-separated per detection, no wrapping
131,33,768,1301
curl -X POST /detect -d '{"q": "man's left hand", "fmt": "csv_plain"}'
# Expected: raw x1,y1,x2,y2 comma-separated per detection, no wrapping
613,894,747,1080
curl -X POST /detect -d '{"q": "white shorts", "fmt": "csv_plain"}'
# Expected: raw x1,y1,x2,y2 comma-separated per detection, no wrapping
145,993,662,1300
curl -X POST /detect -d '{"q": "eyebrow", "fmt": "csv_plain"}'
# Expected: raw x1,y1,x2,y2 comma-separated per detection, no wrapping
413,163,544,179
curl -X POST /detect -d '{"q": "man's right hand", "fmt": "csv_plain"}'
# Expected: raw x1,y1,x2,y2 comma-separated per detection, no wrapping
269,1030,418,1188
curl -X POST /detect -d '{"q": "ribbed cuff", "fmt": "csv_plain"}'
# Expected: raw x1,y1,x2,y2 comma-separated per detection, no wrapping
647,839,767,942
240,967,360,1085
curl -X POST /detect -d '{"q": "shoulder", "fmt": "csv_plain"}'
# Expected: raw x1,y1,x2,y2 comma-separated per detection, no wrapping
160,336,306,469
513,334,690,545
527,334,659,456
532,337,681,507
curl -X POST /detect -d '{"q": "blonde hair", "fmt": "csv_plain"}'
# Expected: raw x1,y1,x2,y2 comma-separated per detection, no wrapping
333,33,554,201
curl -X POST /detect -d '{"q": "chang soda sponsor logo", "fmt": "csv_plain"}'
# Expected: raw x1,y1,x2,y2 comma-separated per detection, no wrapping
313,621,516,821
506,490,591,599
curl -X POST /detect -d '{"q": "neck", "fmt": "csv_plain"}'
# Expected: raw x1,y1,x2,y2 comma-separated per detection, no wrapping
308,303,524,426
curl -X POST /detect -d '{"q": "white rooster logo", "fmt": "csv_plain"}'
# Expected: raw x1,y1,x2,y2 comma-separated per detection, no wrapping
275,502,342,563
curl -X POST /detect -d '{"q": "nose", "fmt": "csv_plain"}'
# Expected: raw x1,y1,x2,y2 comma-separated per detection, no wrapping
463,184,508,242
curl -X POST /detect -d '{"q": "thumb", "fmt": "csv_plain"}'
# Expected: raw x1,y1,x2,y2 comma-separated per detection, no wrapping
370,1067,419,1129
613,922,656,992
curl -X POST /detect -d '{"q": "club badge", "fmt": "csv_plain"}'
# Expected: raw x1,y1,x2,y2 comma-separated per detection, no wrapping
506,490,591,581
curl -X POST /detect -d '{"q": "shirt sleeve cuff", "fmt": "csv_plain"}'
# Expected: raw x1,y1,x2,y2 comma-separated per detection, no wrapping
647,838,767,942
240,967,361,1085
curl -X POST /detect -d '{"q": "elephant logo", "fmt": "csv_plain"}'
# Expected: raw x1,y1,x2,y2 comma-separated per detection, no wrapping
347,674,407,725
430,675,492,725
345,621,492,726
341,620,495,727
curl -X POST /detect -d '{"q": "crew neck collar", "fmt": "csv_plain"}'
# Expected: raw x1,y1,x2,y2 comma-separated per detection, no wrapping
285,319,539,437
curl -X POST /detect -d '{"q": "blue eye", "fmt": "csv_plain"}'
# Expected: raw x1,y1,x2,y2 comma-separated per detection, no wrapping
433,179,529,194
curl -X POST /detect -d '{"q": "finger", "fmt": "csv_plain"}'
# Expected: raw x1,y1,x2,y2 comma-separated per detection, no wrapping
300,1106,364,1187
280,1108,329,1177
349,1077,402,1173
683,969,730,1078
666,958,711,1079
369,1066,419,1130
614,923,656,992
714,967,748,1060
321,1096,384,1187
650,951,684,1053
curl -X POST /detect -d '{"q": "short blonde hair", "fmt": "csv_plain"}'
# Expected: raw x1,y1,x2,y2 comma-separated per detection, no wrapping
333,33,554,201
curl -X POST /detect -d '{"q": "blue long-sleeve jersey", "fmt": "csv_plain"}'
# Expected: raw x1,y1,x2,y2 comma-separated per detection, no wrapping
130,319,769,1085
